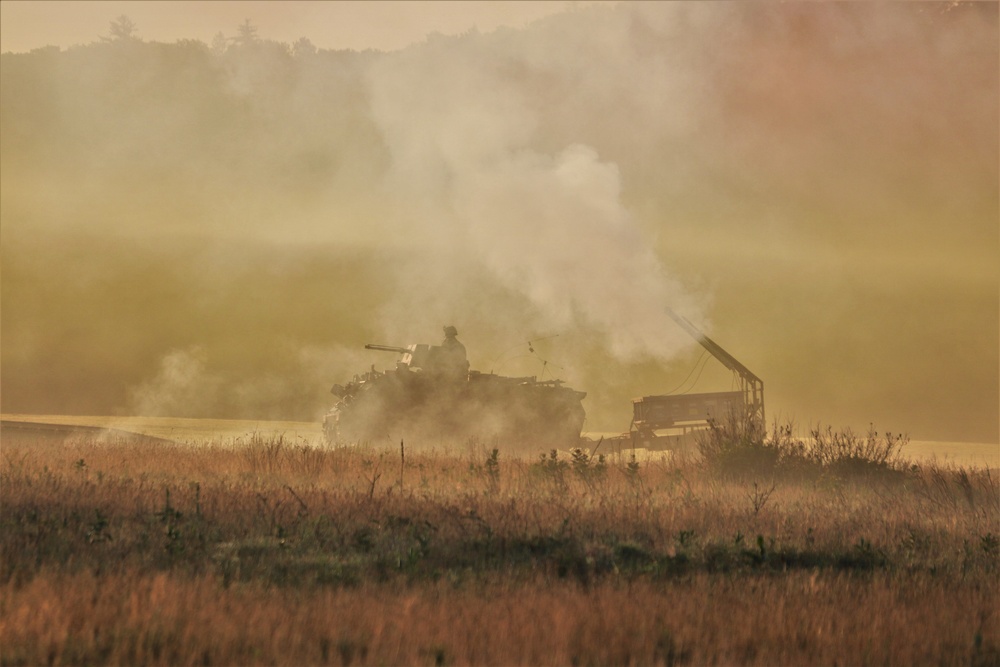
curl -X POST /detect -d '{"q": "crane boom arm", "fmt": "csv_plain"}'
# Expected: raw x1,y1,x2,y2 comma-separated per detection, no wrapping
666,308,764,425
665,310,761,385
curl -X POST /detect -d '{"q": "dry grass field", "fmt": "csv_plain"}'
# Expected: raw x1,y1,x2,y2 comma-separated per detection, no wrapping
1,419,998,666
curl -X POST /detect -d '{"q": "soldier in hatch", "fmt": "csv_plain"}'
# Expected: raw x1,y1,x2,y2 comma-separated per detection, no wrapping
440,325,469,377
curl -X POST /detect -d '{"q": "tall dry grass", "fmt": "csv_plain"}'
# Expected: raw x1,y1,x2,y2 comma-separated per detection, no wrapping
1,431,998,665
4,569,996,666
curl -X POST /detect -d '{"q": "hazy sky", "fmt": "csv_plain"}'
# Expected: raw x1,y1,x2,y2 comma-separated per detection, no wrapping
0,1,608,53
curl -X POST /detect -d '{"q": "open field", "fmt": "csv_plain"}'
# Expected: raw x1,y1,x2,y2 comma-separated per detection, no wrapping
3,415,997,466
1,415,322,445
1,417,998,665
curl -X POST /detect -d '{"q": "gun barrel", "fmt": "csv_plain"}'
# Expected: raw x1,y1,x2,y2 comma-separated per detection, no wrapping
365,344,411,354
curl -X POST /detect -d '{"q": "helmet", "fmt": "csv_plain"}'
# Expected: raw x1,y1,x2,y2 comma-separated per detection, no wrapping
443,325,458,337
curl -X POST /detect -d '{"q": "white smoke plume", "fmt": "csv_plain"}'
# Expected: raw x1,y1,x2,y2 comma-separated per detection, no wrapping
128,344,374,421
128,347,223,418
366,12,707,363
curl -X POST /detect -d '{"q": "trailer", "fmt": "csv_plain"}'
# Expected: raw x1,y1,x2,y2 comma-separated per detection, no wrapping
627,309,764,451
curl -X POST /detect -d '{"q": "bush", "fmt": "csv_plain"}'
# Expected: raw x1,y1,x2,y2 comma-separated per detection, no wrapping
696,411,781,478
809,425,906,472
697,413,909,479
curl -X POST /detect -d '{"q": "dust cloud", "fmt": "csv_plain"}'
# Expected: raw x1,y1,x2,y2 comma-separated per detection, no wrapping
1,3,996,441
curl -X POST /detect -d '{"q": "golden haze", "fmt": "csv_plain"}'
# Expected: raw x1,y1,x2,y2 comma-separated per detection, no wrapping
0,3,996,441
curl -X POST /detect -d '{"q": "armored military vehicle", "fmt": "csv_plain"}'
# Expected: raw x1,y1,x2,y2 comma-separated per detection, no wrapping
323,332,586,450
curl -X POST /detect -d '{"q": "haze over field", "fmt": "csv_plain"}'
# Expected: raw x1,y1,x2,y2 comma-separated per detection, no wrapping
1,2,997,442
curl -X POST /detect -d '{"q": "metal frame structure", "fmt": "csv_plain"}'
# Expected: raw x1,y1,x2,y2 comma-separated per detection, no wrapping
665,309,764,426
625,309,764,450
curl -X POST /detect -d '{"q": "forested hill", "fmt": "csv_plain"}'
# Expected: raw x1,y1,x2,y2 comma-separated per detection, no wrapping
1,35,385,240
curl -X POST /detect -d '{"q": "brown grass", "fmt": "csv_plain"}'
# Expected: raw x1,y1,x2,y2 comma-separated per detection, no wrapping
1,432,998,665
